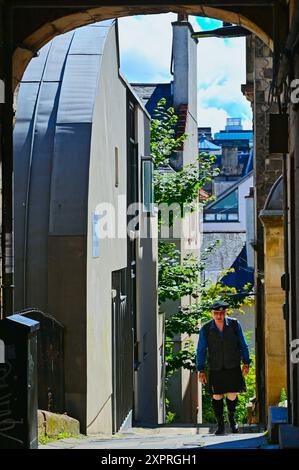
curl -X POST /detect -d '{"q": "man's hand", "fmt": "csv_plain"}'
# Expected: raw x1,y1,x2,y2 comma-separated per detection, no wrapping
199,371,207,385
242,364,250,376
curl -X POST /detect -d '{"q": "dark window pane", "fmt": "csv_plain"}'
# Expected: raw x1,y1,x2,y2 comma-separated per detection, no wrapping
142,160,154,212
211,189,238,211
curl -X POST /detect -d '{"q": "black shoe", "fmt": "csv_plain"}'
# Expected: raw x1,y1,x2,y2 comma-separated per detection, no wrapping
228,414,239,433
215,421,225,435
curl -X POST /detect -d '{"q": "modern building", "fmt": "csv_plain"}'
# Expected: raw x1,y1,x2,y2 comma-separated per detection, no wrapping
214,117,253,152
13,20,163,434
198,118,253,198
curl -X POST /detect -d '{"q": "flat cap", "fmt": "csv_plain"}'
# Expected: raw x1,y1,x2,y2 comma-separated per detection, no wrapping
210,301,229,311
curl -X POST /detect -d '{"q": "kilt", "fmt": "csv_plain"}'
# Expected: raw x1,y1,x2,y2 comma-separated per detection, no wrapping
208,366,246,395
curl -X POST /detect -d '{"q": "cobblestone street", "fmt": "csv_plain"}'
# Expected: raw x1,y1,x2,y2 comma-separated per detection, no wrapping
39,425,278,450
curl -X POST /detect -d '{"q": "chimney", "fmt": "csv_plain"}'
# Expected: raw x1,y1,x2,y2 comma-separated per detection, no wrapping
177,13,188,22
172,17,198,116
221,147,239,175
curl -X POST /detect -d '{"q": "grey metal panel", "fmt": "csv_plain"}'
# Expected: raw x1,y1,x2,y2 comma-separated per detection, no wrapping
25,82,61,310
69,24,110,55
48,235,87,430
14,19,113,306
49,123,91,236
14,82,40,310
14,82,40,123
43,31,74,82
21,42,51,82
56,55,102,124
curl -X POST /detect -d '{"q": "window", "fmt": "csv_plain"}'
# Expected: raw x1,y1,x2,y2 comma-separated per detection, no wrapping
204,213,215,221
142,156,154,213
204,189,239,222
216,213,227,221
211,190,238,211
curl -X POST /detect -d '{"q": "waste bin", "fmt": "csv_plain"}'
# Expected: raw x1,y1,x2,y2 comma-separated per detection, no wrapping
0,314,39,449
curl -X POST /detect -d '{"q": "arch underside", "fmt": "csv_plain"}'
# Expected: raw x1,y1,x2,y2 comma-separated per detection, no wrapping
13,3,279,89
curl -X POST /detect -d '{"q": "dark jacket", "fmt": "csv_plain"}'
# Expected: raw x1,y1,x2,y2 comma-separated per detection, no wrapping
196,317,251,371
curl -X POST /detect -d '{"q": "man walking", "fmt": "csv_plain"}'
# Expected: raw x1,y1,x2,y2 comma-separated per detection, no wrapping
196,301,251,435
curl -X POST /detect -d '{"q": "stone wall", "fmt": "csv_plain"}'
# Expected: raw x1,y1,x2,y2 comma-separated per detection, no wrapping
244,35,283,423
289,48,299,427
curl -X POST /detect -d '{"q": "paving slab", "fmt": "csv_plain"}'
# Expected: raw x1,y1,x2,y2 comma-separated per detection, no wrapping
39,425,272,450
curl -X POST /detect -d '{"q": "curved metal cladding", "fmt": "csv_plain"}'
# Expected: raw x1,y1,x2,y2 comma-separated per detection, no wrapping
13,20,114,429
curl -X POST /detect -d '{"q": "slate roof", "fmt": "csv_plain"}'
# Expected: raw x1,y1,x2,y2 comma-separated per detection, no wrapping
199,133,221,151
131,83,173,117
221,244,254,291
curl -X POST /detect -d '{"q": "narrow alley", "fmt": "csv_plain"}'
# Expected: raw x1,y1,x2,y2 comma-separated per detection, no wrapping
1,0,299,453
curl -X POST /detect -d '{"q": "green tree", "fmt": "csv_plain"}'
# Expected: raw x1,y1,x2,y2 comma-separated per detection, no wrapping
151,98,218,223
150,98,187,169
159,241,253,376
151,98,254,422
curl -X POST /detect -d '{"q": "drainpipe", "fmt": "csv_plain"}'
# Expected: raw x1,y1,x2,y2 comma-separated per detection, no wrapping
275,79,292,424
282,148,291,423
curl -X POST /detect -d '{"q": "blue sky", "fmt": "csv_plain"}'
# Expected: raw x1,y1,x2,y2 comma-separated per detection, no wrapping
195,17,222,30
118,14,252,134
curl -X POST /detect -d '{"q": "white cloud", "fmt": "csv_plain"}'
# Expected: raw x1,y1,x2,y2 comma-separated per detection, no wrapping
242,118,253,130
196,36,252,131
118,13,176,82
118,14,201,83
118,15,252,132
197,105,228,134
198,37,246,86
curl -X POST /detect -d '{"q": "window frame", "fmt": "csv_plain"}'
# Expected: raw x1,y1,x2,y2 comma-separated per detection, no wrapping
141,155,154,214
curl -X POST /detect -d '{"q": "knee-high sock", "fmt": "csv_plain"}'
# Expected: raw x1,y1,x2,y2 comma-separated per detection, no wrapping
212,398,224,421
226,396,238,415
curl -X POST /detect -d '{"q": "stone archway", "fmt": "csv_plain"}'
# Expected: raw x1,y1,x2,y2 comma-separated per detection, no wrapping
7,0,291,433
13,3,275,90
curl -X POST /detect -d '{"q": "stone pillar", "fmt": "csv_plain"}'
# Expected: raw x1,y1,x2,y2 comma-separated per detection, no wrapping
260,215,287,412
